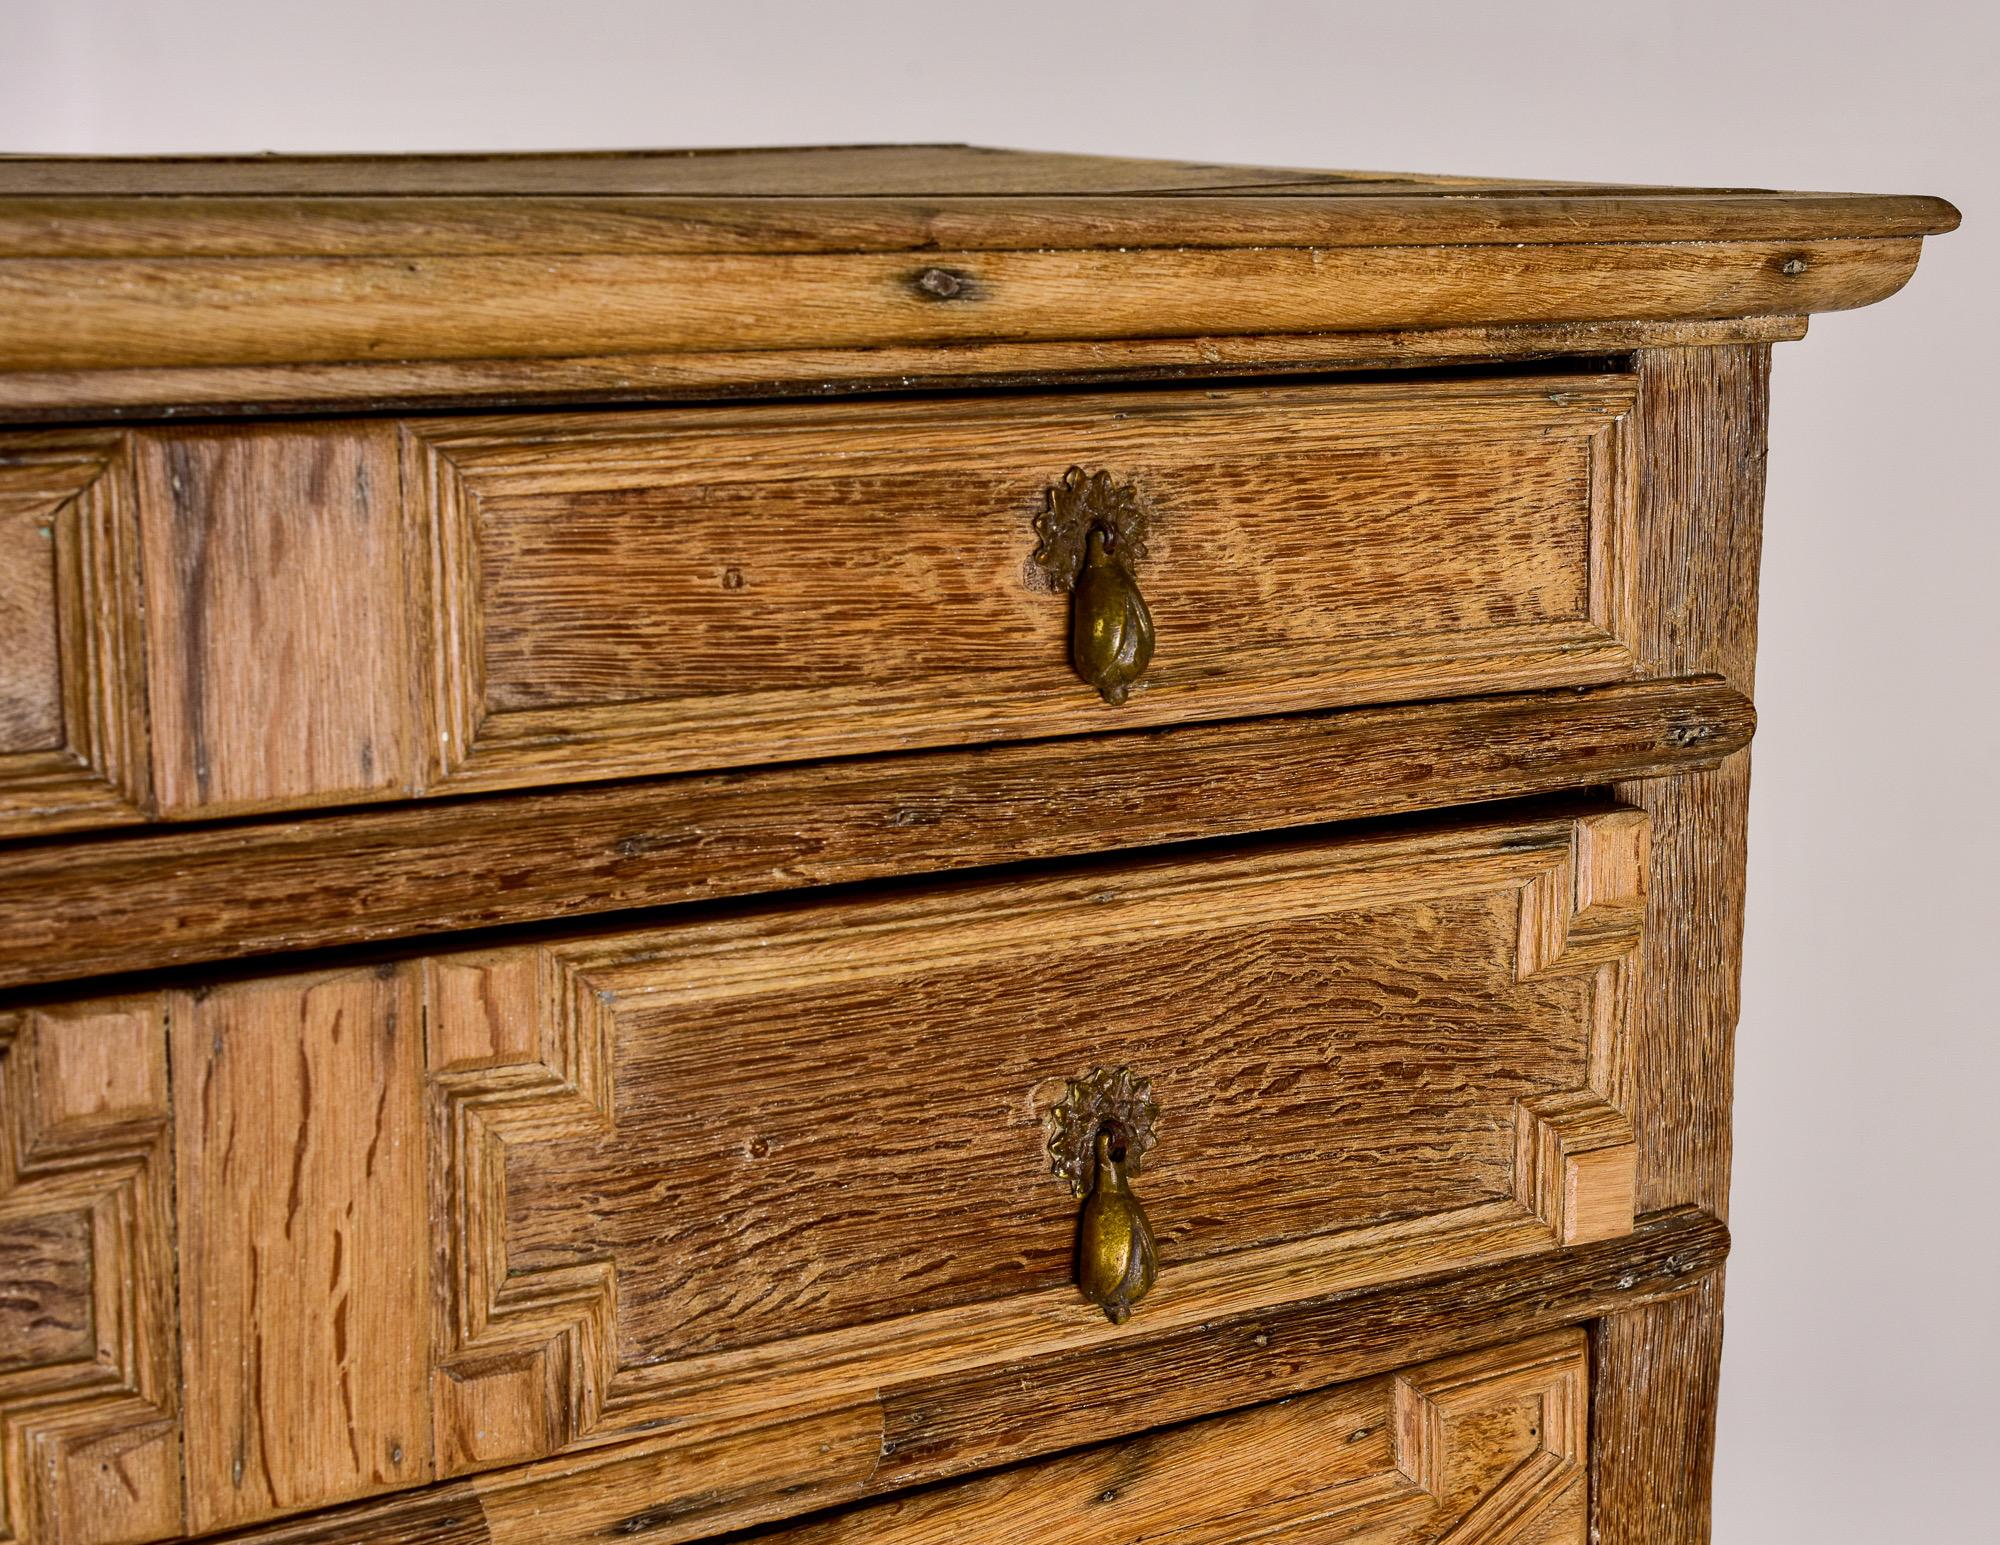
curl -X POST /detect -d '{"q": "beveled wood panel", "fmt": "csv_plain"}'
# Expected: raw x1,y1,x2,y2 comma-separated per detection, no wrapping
413,375,1638,793
0,434,148,834
0,677,1749,991
427,807,1644,1470
0,420,416,833
0,806,1647,1537
0,1002,182,1545
742,1331,1588,1545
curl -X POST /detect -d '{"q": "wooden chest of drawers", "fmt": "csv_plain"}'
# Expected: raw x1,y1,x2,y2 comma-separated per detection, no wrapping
0,146,1954,1545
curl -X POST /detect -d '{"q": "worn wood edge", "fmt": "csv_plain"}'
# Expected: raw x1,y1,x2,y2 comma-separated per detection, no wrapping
1587,344,1768,1542
0,317,1809,422
0,676,1754,993
0,239,1912,376
182,1208,1726,1545
0,146,1597,199
865,1209,1727,1490
0,190,1960,257
1591,1277,1726,1545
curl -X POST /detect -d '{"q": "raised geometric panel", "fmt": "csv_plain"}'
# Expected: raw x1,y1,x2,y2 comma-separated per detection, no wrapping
727,1330,1589,1543
0,436,149,838
406,377,1637,798
0,1002,181,1545
1395,1331,1588,1541
427,809,1643,1473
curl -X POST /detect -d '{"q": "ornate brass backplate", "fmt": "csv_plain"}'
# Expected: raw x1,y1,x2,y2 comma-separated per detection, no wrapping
1045,1066,1161,1323
1032,468,1157,705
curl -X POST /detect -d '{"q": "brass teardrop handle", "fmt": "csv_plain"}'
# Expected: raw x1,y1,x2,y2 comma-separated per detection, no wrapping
1032,468,1156,705
1077,1128,1157,1323
1046,1066,1161,1323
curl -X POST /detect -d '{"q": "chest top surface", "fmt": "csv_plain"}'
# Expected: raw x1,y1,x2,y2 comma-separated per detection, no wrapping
0,140,1957,234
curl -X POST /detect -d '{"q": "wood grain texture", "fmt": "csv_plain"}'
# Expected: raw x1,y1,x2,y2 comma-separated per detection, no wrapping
0,677,1749,993
0,318,1809,421
0,146,1953,398
2,371,1640,827
0,1001,182,1545
0,141,1955,220
1590,344,1770,1543
412,375,1638,792
0,189,1955,255
158,1208,1725,1545
0,433,149,837
0,147,1940,1544
131,426,413,818
0,145,1483,199
871,1206,1723,1495
0,470,61,752
172,967,431,1532
741,1332,1589,1545
424,808,1641,1463
0,238,1926,378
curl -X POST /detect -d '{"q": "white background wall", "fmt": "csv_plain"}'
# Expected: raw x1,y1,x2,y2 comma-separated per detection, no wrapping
3,4,1992,1538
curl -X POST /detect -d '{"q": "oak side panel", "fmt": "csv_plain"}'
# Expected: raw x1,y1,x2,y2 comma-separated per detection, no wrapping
173,967,432,1532
132,426,414,817
1592,343,1769,1543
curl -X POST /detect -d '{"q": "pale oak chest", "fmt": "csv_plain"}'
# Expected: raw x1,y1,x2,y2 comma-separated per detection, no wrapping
0,146,1956,1545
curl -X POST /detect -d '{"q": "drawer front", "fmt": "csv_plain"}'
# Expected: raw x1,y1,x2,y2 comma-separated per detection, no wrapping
414,377,1637,791
0,807,1643,1538
0,375,1636,830
748,1331,1590,1545
418,805,1642,1450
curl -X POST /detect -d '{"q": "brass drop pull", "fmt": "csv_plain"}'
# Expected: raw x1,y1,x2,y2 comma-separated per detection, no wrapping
1032,468,1156,705
1047,1066,1161,1323
1076,1129,1157,1324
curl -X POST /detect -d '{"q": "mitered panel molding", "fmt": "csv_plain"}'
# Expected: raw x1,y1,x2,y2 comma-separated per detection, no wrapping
1394,1330,1588,1541
1513,807,1646,1245
404,381,1640,798
424,810,1645,1478
427,951,616,1475
0,1003,181,1545
716,1329,1590,1544
0,436,150,838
